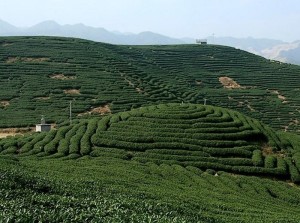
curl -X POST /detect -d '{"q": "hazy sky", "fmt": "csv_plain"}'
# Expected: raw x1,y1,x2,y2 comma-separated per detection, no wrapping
0,0,299,41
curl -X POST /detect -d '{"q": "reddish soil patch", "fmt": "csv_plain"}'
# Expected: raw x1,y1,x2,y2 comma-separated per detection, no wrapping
6,57,50,63
219,76,245,89
50,74,76,80
64,89,80,95
1,101,10,108
78,104,111,116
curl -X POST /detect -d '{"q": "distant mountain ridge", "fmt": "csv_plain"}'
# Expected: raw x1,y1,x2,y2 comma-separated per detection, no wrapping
0,19,299,64
0,19,184,45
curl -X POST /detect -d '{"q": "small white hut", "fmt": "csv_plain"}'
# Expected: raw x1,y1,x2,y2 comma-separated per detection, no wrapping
36,116,51,132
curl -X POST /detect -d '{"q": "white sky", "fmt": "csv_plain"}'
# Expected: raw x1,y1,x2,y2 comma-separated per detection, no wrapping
0,0,299,41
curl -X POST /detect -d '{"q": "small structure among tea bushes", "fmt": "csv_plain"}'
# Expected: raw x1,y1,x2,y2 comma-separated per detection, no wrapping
196,39,207,44
36,115,51,132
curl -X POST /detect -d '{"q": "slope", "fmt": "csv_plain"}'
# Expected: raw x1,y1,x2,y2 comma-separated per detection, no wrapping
1,104,300,222
0,36,299,133
1,103,299,182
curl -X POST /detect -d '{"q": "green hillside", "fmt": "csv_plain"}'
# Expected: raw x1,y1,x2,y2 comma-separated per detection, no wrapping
1,103,300,182
0,36,299,133
1,103,300,222
1,36,300,222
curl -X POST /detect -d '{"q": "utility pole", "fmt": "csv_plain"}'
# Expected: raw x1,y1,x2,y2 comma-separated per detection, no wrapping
69,101,72,124
204,98,207,105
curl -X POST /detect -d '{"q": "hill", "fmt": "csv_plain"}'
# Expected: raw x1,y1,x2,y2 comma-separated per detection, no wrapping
1,103,300,222
1,103,300,182
3,19,300,65
0,36,299,133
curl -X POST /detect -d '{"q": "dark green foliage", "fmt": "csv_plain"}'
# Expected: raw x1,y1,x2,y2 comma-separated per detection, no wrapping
32,130,57,154
1,146,17,155
0,103,298,182
2,157,300,222
44,126,72,154
277,157,288,173
252,150,264,167
80,119,98,155
285,158,300,183
69,123,87,154
57,123,82,155
264,155,277,168
0,36,299,134
20,132,47,154
293,152,300,171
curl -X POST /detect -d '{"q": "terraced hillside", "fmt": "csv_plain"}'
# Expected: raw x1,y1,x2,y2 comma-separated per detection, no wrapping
1,104,299,183
0,36,299,133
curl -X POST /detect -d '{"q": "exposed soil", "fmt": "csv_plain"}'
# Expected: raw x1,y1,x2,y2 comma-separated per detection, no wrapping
270,90,288,103
64,89,80,95
35,97,50,100
288,182,298,188
262,143,286,158
125,78,135,87
235,99,255,112
50,74,76,80
1,101,10,108
262,144,274,156
122,75,145,94
136,87,143,93
2,43,13,47
0,127,34,138
219,76,245,89
195,80,202,85
78,104,111,116
246,104,255,112
285,119,300,131
6,57,50,63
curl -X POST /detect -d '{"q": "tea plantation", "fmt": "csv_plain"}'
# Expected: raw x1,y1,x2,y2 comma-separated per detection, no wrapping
1,103,300,222
0,36,299,133
1,36,300,222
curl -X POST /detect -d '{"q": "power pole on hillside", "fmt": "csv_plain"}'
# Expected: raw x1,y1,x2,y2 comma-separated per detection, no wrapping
204,98,207,105
69,101,72,124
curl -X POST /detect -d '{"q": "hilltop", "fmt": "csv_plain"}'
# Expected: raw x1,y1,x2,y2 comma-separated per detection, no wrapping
0,36,299,134
2,19,300,65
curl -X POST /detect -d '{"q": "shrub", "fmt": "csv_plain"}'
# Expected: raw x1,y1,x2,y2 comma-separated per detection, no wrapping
285,158,300,183
252,150,264,167
264,156,276,168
